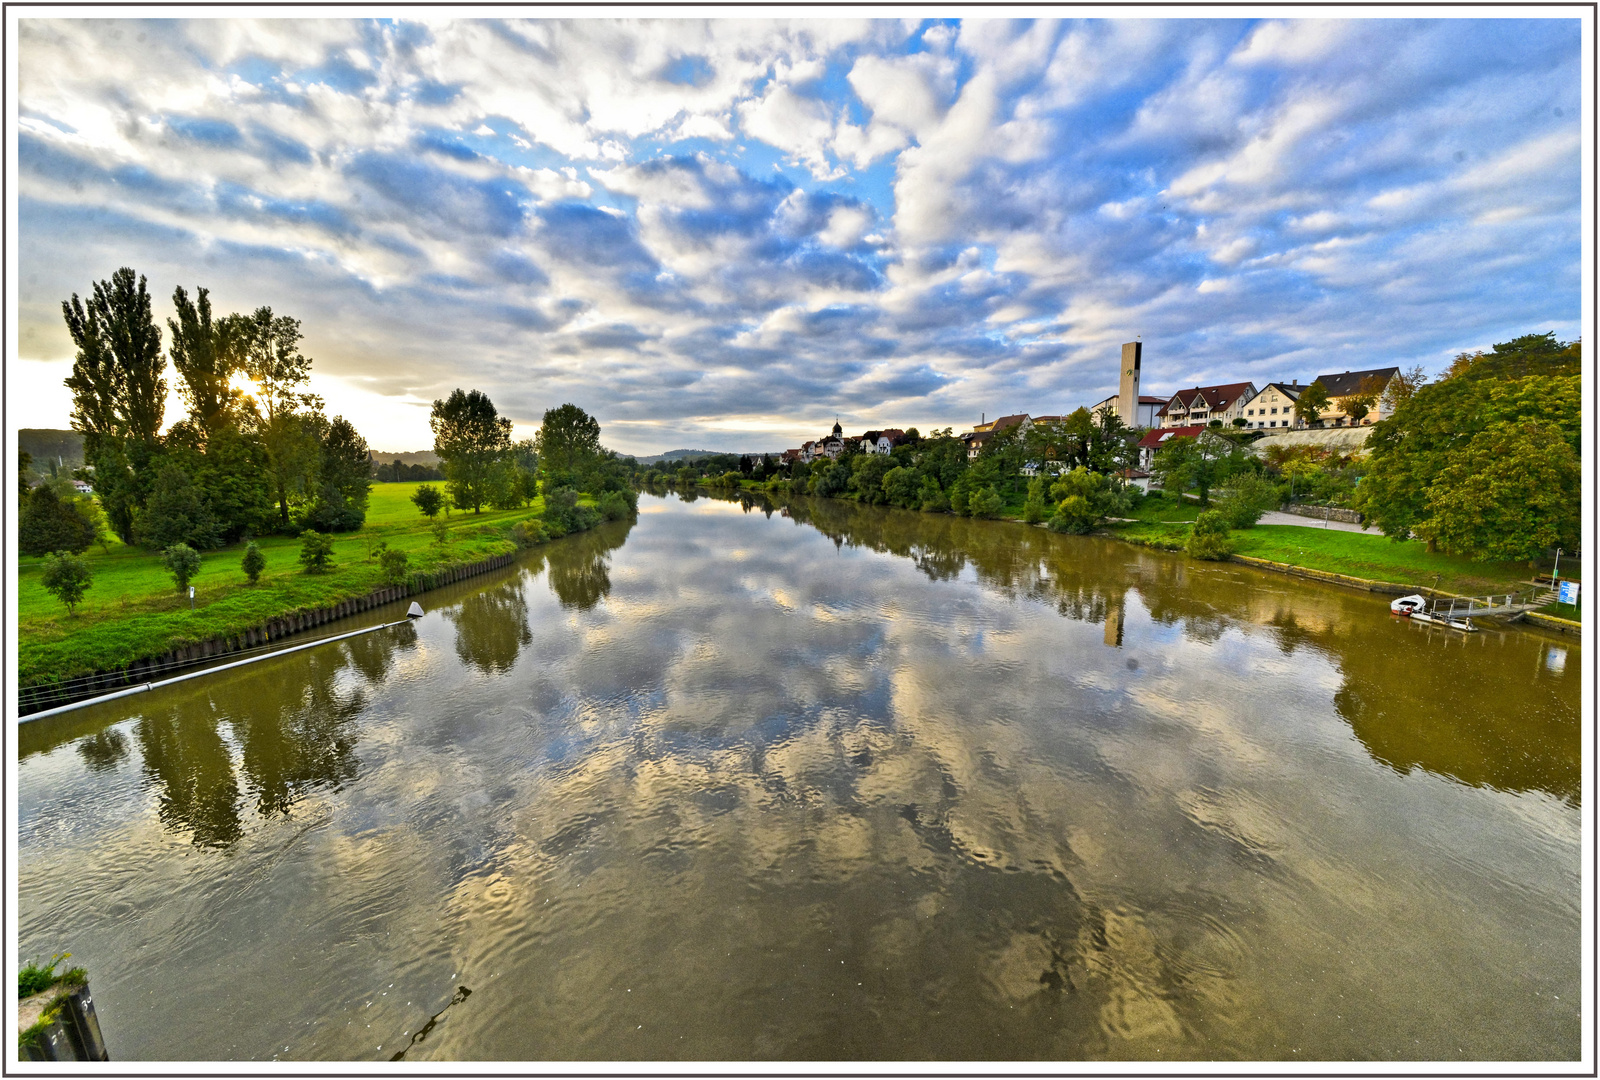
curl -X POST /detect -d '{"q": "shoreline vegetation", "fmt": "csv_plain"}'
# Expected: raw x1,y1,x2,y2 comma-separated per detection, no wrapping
652,478,1583,632
16,481,621,693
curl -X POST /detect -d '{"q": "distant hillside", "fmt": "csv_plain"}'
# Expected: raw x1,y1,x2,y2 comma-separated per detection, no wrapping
19,429,84,471
635,448,744,465
370,449,441,466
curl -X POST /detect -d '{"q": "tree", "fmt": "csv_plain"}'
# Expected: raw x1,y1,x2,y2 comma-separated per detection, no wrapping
968,486,1003,518
168,285,247,438
1444,332,1581,381
304,416,372,531
1294,381,1330,427
412,483,444,520
139,463,219,550
194,424,276,543
241,540,266,584
62,268,167,542
242,306,325,526
18,485,96,556
162,542,202,593
1214,471,1280,529
534,403,602,487
1381,365,1429,414
1022,477,1049,524
432,389,513,513
379,547,410,585
1413,421,1579,561
1045,467,1125,533
298,530,335,574
849,453,895,504
41,552,93,615
1359,370,1579,547
1150,433,1243,506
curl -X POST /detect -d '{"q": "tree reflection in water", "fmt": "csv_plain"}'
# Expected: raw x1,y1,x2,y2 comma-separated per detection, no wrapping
77,728,129,772
444,579,534,675
130,624,416,847
545,518,630,611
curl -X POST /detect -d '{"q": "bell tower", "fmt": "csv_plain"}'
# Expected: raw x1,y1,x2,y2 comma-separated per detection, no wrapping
1118,342,1142,427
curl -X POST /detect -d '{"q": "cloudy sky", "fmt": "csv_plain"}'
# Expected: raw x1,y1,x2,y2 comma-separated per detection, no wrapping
12,14,1583,454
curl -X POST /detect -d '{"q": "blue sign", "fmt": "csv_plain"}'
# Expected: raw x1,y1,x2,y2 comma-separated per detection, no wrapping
1558,580,1581,605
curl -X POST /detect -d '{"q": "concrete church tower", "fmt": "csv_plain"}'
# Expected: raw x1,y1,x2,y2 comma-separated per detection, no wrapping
1118,342,1142,427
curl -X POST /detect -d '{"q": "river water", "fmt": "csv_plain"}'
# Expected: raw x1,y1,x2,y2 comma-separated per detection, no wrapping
15,491,1582,1061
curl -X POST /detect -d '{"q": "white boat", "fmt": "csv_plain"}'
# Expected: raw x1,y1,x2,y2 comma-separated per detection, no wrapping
1390,594,1428,615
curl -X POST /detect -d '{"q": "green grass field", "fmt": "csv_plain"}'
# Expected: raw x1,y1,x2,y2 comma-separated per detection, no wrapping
17,483,544,686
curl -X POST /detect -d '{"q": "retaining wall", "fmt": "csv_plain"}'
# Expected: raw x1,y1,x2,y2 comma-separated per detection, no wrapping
1280,503,1364,525
19,553,518,715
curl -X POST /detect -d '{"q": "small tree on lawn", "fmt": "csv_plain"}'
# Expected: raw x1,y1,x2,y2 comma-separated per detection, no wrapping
411,483,444,521
1187,510,1235,561
241,540,266,584
41,552,93,615
379,547,409,585
299,530,335,573
162,542,202,594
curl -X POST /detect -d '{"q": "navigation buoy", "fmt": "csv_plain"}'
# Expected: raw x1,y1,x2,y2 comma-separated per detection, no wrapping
407,602,425,619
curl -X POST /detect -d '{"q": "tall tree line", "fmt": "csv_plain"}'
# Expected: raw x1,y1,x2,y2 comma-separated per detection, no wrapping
56,267,372,551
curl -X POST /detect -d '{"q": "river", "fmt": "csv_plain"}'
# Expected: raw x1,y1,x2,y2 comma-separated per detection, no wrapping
15,490,1581,1061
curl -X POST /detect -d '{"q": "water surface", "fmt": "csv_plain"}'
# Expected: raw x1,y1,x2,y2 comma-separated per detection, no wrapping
16,492,1581,1060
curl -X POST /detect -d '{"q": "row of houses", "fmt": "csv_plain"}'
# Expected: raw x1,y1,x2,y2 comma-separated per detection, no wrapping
1154,367,1403,430
782,421,909,465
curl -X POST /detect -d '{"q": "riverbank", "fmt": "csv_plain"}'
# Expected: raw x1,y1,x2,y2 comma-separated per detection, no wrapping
17,483,554,691
694,479,1581,635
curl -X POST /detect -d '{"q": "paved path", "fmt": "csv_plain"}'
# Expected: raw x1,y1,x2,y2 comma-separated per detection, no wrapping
1256,510,1376,534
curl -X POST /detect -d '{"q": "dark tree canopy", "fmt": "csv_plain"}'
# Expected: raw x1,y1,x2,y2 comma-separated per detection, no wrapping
535,403,602,484
19,485,96,556
168,285,248,438
431,389,513,513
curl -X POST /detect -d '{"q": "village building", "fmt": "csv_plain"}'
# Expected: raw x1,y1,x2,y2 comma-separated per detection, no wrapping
1136,424,1206,469
1156,383,1256,428
962,414,1031,459
1240,382,1308,429
1307,367,1402,426
1089,394,1167,428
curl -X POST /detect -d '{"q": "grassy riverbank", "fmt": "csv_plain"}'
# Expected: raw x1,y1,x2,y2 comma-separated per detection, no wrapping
703,477,1577,606
17,483,538,687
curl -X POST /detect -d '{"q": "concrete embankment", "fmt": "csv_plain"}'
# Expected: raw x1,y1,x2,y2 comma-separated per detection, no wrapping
18,553,519,716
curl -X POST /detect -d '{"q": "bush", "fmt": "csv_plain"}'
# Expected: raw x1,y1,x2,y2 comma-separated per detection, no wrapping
1187,510,1236,560
1047,495,1099,534
431,519,451,544
1214,471,1281,529
512,519,548,547
1022,477,1049,524
162,543,203,593
379,547,410,585
597,490,633,521
949,489,969,516
240,541,266,584
298,530,335,574
968,486,1004,519
302,482,364,532
19,485,95,556
40,552,93,615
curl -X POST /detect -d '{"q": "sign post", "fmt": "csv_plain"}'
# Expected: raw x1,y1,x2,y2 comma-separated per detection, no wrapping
1558,580,1580,607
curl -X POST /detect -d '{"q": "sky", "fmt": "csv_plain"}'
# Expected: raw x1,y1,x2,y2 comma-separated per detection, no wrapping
11,14,1584,455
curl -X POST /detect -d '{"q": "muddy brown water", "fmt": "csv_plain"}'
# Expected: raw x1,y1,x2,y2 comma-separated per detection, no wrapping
16,491,1581,1061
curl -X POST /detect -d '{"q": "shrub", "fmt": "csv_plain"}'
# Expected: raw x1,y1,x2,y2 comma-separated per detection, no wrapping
949,489,969,516
1022,477,1049,524
512,519,548,547
968,486,1004,519
597,490,633,521
240,541,266,584
379,547,410,585
1214,471,1281,529
161,543,203,593
1187,510,1236,560
298,530,335,574
1047,495,1099,534
431,519,451,545
40,552,92,615
18,485,95,556
411,484,444,520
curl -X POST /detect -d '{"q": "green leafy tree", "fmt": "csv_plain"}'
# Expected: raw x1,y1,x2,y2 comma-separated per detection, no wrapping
139,462,219,550
1359,370,1579,548
1443,332,1581,381
882,465,920,509
1214,471,1281,529
298,530,335,574
1187,510,1235,560
1293,381,1330,427
241,540,266,584
304,416,372,531
242,307,325,526
41,552,93,615
1045,467,1124,533
1412,421,1579,562
18,484,96,556
1022,476,1049,524
162,542,203,593
195,424,276,543
849,453,895,505
168,285,247,438
432,389,513,513
534,403,602,488
61,268,167,542
968,486,1004,518
1150,433,1242,506
411,483,444,520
